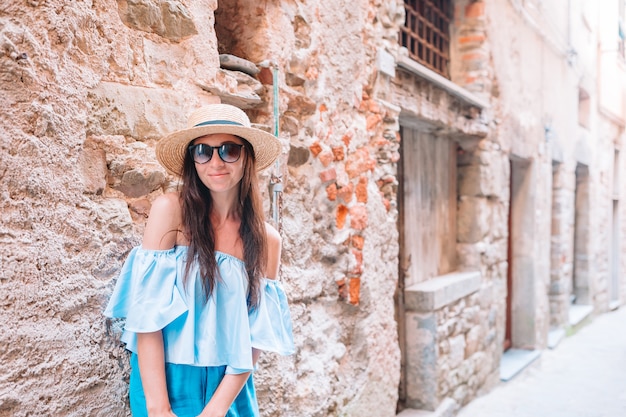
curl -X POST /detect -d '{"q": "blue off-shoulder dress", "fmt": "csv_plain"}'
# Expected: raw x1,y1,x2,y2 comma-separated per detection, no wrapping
104,246,295,417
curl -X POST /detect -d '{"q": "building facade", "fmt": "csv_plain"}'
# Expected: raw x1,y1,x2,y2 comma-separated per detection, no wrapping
0,0,624,416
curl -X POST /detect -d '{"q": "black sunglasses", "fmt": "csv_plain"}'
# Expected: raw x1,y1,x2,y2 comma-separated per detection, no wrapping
188,143,244,164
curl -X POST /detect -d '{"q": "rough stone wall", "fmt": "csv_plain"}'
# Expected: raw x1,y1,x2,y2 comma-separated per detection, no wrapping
1,0,406,416
436,292,496,407
549,163,576,327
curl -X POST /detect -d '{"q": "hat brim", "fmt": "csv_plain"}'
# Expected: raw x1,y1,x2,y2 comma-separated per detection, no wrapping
156,124,281,177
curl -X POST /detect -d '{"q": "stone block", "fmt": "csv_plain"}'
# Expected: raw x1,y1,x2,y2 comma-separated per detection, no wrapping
117,0,197,41
457,196,490,243
87,82,186,140
116,168,165,198
448,335,466,368
464,326,482,357
405,312,438,410
404,271,481,312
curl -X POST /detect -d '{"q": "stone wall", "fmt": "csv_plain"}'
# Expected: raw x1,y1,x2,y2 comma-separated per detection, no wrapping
1,0,405,416
2,1,625,416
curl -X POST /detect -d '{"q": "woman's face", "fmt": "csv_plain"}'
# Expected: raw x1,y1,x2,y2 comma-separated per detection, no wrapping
190,133,246,196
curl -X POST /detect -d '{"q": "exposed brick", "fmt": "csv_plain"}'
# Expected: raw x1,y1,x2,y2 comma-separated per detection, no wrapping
351,235,365,250
342,133,352,147
349,204,368,230
356,176,368,203
345,148,375,178
337,204,348,229
310,142,323,157
461,52,488,63
337,182,354,203
319,149,334,167
349,277,361,305
326,183,338,201
458,34,486,45
366,113,383,131
465,1,485,19
336,277,348,300
320,168,337,183
258,67,274,85
351,248,363,275
382,197,391,212
305,65,319,80
374,136,391,147
332,146,345,161
319,103,328,114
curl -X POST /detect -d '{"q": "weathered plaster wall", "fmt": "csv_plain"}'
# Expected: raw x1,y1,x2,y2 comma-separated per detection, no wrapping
1,0,404,416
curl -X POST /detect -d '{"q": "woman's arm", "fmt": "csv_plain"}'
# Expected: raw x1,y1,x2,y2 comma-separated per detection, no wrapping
136,193,182,416
264,222,282,280
197,348,262,417
137,332,176,417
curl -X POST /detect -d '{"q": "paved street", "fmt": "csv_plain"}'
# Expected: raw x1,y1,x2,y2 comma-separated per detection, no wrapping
457,307,626,417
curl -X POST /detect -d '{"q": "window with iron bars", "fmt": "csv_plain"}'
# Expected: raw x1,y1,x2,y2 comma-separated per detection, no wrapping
399,0,453,78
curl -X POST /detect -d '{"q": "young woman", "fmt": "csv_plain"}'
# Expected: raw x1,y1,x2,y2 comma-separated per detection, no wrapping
105,103,295,417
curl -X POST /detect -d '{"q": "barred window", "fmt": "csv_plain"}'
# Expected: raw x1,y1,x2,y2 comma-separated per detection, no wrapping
399,0,453,78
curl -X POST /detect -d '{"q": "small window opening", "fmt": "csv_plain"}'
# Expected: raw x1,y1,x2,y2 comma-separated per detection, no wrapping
399,0,453,78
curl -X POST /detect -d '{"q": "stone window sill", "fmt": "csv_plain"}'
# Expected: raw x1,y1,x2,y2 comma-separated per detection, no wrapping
396,51,490,110
404,270,481,312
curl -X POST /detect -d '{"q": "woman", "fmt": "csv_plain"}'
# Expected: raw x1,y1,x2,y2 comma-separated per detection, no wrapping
105,103,295,417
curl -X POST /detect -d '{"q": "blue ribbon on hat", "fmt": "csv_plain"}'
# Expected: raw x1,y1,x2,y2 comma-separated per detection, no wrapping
194,120,244,127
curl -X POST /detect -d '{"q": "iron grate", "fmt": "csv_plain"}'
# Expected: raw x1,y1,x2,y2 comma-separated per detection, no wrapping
399,0,453,78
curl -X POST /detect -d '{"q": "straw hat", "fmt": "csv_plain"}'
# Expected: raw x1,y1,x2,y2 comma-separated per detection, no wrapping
156,103,281,177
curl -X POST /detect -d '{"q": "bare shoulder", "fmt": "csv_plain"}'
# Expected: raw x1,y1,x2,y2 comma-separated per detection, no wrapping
150,192,182,218
142,192,183,250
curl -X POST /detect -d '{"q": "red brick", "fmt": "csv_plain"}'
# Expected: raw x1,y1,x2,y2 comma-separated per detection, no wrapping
345,148,375,179
336,277,348,300
257,67,273,85
382,197,391,212
461,52,488,62
310,142,323,157
349,205,368,230
342,133,352,147
366,113,383,131
305,65,319,80
356,176,368,203
351,248,363,275
351,235,365,250
458,34,486,45
319,149,334,167
349,277,361,305
326,183,338,201
319,168,337,183
332,146,345,161
337,204,348,229
465,1,485,18
337,182,354,203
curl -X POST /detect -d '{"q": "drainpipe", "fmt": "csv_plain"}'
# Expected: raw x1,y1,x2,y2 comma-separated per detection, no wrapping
269,64,283,231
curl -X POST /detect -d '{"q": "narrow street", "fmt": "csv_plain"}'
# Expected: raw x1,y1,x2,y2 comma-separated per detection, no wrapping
456,307,626,417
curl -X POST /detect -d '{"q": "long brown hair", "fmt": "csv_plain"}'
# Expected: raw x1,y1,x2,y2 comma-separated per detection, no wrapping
180,138,267,308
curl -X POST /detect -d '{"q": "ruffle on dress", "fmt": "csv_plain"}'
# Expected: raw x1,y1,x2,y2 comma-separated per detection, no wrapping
104,246,295,374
